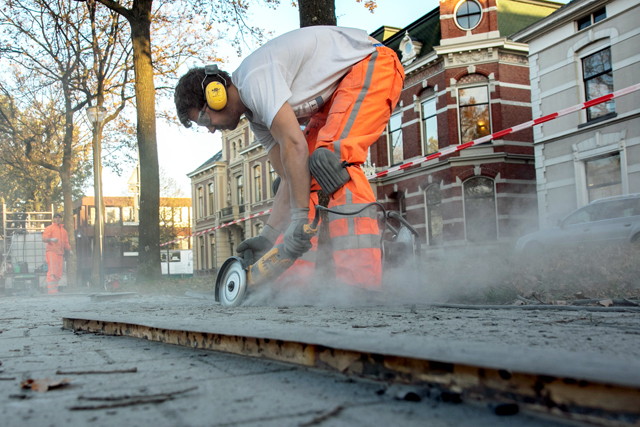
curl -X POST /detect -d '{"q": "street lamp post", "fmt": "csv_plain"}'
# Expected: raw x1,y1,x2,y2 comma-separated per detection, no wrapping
87,105,107,289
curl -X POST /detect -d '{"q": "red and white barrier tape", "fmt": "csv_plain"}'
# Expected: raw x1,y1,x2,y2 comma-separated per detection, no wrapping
161,83,640,247
368,82,640,179
161,208,273,246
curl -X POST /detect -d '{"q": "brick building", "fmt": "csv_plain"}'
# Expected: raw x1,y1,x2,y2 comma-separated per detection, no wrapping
188,0,561,272
368,0,561,251
73,196,192,282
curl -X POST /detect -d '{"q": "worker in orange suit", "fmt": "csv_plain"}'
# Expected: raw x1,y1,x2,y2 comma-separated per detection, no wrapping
174,26,404,290
42,213,73,294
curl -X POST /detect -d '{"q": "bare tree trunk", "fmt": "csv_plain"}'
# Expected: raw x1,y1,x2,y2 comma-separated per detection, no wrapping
130,1,161,283
298,0,336,27
61,107,77,288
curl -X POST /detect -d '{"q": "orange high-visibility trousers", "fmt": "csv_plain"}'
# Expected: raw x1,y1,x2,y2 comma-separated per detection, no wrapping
46,251,63,294
281,45,405,289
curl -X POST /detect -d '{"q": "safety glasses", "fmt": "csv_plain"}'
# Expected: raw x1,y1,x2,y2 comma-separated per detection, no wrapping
196,104,213,129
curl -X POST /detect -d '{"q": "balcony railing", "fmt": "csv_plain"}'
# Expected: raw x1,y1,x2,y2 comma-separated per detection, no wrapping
238,205,245,215
221,207,233,217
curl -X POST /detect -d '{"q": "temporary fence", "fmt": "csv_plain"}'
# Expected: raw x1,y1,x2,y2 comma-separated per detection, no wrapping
160,82,640,247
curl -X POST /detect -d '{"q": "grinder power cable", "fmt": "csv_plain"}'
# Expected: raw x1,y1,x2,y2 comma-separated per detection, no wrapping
215,202,402,307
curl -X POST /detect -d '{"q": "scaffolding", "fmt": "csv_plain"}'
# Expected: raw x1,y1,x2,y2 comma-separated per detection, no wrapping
1,204,57,290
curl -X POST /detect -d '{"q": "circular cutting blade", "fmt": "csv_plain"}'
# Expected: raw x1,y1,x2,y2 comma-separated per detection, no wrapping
217,257,248,307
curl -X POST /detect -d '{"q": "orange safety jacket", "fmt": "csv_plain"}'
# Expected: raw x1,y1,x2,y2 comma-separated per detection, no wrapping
42,222,71,255
279,45,405,290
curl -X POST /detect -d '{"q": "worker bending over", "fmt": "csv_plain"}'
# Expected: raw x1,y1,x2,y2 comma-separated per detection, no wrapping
174,26,404,289
42,213,72,294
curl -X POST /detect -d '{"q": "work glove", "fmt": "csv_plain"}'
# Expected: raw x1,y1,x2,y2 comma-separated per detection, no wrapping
236,224,280,261
49,238,58,243
283,208,312,259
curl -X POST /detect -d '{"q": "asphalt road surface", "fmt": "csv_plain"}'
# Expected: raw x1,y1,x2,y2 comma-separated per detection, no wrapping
3,293,634,427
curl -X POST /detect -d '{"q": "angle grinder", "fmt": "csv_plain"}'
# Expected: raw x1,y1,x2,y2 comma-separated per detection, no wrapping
215,210,320,307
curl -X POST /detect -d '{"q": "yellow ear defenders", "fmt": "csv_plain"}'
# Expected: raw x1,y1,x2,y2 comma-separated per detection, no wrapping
202,64,227,111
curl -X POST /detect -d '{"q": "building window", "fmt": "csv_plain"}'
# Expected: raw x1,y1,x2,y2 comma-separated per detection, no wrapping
208,182,214,216
458,85,491,144
122,206,134,223
425,186,443,246
236,175,244,205
232,142,237,160
88,206,95,226
583,48,614,122
586,153,622,201
577,7,606,31
253,164,262,203
421,96,438,155
198,187,204,218
210,234,216,269
269,163,277,197
463,177,497,242
104,236,121,258
104,207,121,225
255,223,263,236
199,236,205,270
455,0,482,30
388,110,403,165
121,236,139,255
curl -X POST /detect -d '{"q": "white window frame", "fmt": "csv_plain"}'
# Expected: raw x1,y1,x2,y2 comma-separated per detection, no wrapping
253,164,262,203
456,84,492,145
454,0,483,32
423,184,443,246
419,93,439,156
387,108,403,166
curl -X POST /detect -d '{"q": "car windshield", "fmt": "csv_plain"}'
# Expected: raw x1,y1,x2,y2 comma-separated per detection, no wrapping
563,204,601,226
563,198,640,226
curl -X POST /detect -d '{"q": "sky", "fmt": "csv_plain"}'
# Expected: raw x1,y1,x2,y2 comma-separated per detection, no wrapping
101,0,441,196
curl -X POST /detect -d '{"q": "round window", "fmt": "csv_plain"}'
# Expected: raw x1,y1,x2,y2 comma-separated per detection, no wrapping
455,0,482,30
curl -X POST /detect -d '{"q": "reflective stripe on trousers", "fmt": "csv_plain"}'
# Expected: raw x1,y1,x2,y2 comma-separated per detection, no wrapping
281,46,404,289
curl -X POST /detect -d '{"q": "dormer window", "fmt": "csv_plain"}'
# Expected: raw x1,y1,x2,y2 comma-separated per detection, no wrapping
455,0,482,31
577,7,606,31
399,31,422,66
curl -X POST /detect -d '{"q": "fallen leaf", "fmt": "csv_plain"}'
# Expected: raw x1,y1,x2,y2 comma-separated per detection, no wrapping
552,300,567,306
597,299,613,307
21,378,72,393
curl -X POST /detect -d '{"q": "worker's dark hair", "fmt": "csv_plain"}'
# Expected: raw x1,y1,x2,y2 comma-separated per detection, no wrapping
174,67,231,128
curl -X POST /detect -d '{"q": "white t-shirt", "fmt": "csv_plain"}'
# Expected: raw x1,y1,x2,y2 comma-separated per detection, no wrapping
231,26,376,152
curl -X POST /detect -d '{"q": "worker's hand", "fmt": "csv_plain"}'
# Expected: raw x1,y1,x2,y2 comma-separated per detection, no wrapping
283,208,312,258
49,238,58,243
236,225,280,261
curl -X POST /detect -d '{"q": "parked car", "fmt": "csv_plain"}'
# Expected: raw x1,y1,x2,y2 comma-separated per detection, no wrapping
516,194,640,253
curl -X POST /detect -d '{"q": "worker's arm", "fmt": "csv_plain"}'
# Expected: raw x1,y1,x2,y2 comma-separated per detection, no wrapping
269,102,310,210
270,102,312,257
265,144,291,231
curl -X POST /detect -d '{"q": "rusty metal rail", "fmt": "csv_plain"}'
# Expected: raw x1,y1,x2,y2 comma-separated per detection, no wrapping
63,316,640,426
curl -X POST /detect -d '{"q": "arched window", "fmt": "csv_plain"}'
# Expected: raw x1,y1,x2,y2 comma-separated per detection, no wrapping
253,164,262,202
232,142,237,159
208,182,214,216
463,177,497,242
424,185,443,245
